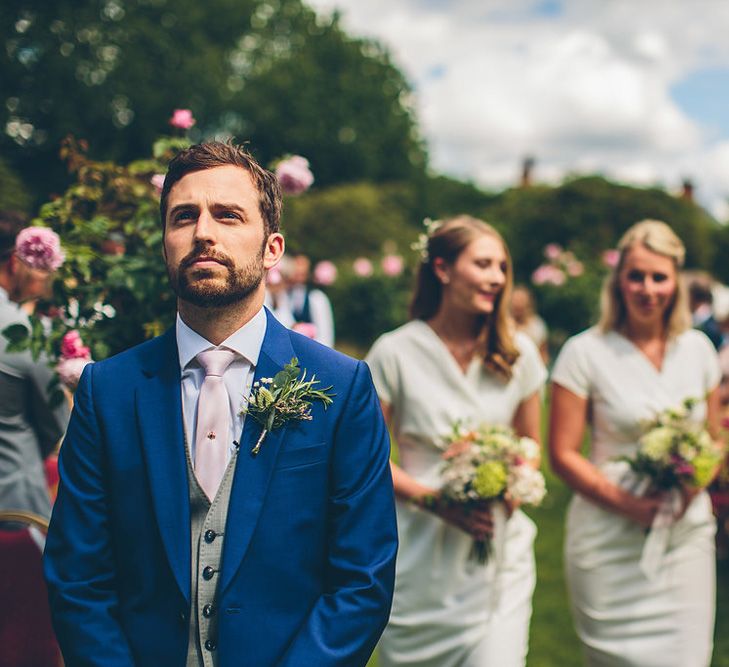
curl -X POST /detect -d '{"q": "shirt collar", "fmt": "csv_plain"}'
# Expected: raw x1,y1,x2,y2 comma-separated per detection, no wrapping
176,307,267,371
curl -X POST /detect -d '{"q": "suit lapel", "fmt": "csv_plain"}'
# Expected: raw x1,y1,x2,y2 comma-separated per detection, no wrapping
136,329,191,603
219,311,294,595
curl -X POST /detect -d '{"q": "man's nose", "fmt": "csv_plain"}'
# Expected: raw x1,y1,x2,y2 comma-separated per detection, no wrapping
193,210,216,242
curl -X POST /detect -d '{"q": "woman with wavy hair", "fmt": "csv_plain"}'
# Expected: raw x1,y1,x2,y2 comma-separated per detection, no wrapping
366,215,547,666
549,220,720,666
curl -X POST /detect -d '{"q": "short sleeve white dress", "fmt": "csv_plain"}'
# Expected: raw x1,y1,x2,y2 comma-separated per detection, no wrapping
551,327,720,667
366,321,547,667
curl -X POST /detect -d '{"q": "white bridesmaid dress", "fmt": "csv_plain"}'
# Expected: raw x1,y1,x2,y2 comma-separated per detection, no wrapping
366,321,546,667
551,327,720,667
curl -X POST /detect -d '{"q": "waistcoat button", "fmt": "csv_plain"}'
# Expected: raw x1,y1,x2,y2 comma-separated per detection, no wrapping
202,566,215,581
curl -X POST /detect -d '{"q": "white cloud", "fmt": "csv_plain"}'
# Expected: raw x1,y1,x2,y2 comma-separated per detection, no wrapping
307,0,729,220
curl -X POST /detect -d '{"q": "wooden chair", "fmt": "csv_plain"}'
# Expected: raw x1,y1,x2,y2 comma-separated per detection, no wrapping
0,509,63,667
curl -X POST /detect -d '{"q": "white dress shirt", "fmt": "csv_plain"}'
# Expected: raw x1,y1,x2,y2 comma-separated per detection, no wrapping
176,308,267,463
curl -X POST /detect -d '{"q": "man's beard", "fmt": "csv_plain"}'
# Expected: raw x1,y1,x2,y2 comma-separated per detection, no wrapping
167,244,264,308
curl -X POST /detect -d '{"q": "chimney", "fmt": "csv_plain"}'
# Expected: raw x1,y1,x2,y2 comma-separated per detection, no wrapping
520,156,535,188
681,178,694,202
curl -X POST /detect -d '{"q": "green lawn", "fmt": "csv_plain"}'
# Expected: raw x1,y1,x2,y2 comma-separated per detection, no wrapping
367,466,729,667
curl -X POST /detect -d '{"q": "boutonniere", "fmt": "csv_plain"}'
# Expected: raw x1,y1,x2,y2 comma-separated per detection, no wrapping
243,357,334,456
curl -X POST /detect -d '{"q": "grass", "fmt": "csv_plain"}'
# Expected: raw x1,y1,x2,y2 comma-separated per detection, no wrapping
365,441,729,666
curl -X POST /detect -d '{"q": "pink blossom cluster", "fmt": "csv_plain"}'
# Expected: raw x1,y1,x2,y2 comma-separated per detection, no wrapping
169,109,196,130
352,254,405,278
531,243,584,287
275,156,314,196
313,260,337,286
150,174,166,194
15,227,65,271
56,330,92,390
601,248,620,268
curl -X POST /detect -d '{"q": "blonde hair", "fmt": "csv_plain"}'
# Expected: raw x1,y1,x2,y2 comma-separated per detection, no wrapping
410,215,520,379
598,219,691,337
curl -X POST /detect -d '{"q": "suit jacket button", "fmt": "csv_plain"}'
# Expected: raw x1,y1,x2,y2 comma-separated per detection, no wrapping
204,530,216,543
204,639,217,651
202,604,215,618
202,566,215,580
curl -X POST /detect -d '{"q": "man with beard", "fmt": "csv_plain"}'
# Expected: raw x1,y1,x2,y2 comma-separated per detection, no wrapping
44,142,397,667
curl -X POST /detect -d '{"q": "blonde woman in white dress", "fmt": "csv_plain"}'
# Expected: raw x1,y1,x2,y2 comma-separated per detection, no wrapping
366,216,547,666
549,220,721,667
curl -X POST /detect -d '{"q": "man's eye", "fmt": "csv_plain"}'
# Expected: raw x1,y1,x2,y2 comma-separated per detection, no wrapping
175,211,195,221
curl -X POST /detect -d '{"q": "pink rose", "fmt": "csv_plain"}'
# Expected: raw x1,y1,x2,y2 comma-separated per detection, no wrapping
275,156,314,195
15,226,65,271
169,109,196,130
544,243,563,261
150,174,165,194
352,257,373,278
292,322,317,339
313,260,337,286
57,357,92,390
566,260,584,277
531,264,565,286
602,249,620,269
60,330,91,360
381,254,404,277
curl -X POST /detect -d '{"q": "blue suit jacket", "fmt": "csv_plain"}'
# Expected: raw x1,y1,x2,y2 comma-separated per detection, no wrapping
44,310,397,666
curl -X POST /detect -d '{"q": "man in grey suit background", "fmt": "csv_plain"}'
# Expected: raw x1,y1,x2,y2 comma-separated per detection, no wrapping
0,211,69,523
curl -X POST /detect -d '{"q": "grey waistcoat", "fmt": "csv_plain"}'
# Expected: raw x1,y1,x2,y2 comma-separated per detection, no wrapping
185,442,239,667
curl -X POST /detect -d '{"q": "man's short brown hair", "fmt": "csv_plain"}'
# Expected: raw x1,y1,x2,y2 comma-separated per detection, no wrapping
160,141,282,236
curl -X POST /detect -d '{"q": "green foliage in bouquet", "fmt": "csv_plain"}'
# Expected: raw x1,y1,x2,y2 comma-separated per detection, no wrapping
5,134,191,363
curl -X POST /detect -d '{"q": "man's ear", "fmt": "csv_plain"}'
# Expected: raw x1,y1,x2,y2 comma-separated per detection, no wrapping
263,233,285,270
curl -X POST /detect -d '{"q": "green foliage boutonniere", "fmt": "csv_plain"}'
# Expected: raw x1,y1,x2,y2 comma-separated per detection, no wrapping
243,357,334,456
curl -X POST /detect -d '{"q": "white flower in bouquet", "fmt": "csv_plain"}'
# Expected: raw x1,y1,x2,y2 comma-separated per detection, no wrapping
508,465,547,505
639,426,676,462
515,436,540,461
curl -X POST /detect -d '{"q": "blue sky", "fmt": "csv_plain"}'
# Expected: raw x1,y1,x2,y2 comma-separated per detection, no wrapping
307,0,729,220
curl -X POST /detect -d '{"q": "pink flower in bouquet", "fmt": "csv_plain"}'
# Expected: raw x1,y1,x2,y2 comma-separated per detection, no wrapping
275,156,314,195
169,109,196,130
381,254,404,277
292,322,317,339
313,260,337,286
602,249,620,268
531,264,566,286
15,227,65,271
57,356,92,390
60,330,91,360
150,174,166,194
544,243,563,261
566,260,584,277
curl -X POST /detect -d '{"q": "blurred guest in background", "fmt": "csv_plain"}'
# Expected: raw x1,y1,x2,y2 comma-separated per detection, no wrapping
367,215,546,666
287,253,334,347
264,256,295,328
550,220,719,667
510,284,549,363
689,276,723,350
0,211,69,523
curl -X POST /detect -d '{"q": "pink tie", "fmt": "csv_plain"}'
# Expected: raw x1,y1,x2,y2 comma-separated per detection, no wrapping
194,349,237,500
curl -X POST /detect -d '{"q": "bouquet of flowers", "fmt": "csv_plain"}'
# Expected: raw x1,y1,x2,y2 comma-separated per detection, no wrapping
625,397,723,492
440,423,546,563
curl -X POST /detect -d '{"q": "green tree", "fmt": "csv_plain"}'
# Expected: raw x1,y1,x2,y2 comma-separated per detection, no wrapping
1,0,426,205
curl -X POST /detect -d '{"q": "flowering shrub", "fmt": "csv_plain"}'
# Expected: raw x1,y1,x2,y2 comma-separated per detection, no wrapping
169,109,196,130
275,155,314,196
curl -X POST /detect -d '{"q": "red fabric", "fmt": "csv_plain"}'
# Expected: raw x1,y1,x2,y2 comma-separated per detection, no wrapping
0,528,61,667
44,455,59,504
